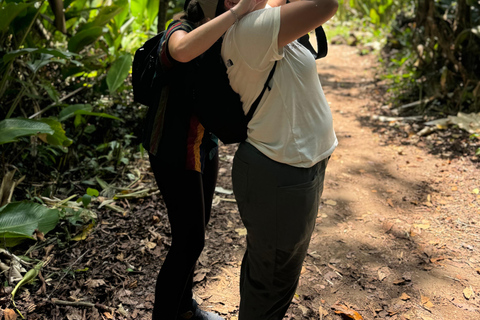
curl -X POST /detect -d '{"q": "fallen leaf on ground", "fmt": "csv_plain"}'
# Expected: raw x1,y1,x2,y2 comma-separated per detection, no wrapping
145,241,156,249
472,188,479,194
430,256,445,265
325,200,337,206
332,303,363,320
85,279,106,289
387,199,394,207
378,267,389,281
4,309,17,320
215,186,233,195
463,287,474,300
319,306,328,317
235,228,247,236
400,292,411,300
421,295,434,310
193,272,206,283
414,220,430,229
72,223,95,241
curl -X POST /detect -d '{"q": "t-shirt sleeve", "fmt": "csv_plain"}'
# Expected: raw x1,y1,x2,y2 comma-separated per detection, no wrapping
160,21,194,68
231,7,283,70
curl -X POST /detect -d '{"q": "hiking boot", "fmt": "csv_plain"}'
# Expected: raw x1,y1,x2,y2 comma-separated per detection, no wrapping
177,299,224,320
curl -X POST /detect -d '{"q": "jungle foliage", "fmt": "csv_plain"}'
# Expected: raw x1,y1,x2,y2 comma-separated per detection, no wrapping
0,0,183,202
382,0,480,114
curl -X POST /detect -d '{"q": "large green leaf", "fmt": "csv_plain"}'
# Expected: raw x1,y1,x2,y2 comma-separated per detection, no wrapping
0,118,54,145
3,48,80,64
39,118,73,147
74,110,121,121
114,0,130,27
145,0,159,31
107,54,132,93
58,104,93,122
93,5,126,28
130,0,148,20
0,202,60,247
58,104,121,121
0,2,34,32
68,26,107,53
76,5,126,33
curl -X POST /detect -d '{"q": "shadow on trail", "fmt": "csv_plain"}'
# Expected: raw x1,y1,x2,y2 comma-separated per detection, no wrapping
293,150,470,319
356,114,479,164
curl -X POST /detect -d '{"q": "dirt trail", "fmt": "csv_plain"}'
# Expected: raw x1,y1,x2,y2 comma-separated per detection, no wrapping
198,45,480,320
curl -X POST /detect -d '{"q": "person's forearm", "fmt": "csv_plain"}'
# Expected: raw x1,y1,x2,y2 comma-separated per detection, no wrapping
170,10,238,62
268,0,302,7
267,0,286,7
170,0,255,63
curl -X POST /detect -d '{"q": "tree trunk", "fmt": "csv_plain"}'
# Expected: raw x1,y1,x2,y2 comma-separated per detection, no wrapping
157,0,169,34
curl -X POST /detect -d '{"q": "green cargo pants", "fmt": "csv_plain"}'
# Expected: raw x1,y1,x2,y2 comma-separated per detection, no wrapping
232,142,329,320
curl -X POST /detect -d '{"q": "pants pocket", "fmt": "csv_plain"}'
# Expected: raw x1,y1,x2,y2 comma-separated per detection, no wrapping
275,177,319,252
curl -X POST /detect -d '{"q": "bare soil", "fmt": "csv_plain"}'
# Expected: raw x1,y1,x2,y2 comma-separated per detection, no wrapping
2,44,480,320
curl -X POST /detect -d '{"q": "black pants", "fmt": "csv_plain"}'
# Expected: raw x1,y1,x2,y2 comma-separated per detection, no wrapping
233,142,328,320
149,152,219,320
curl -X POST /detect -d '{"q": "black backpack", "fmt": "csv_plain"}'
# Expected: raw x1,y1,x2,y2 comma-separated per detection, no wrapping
192,40,277,144
132,31,166,108
191,26,328,144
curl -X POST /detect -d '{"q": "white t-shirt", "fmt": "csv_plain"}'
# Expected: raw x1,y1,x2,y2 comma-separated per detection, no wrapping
221,6,338,168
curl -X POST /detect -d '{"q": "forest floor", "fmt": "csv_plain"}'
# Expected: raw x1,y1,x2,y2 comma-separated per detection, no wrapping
2,44,480,320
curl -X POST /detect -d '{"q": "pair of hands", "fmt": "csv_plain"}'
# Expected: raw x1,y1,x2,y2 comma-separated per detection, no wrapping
228,0,265,18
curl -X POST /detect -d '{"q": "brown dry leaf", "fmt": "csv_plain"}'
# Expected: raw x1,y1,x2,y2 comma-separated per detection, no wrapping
103,312,114,319
235,228,247,236
4,309,17,320
400,292,411,300
463,286,474,300
145,241,157,250
382,221,394,232
421,295,434,310
414,220,430,229
319,306,328,317
430,256,445,265
332,303,364,320
193,272,206,283
387,199,394,207
85,279,106,289
378,267,389,281
325,199,337,206
34,229,45,241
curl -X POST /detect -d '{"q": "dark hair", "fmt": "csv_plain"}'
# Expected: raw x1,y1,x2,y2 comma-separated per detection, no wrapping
181,0,205,25
180,0,225,26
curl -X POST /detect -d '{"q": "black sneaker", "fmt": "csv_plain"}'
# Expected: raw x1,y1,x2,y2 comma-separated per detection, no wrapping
177,300,224,320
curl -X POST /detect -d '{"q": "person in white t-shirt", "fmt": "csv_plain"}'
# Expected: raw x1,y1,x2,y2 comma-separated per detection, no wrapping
221,0,338,319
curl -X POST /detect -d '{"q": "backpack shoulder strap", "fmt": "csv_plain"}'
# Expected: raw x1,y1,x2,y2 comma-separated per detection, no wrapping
246,61,278,121
297,26,328,60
